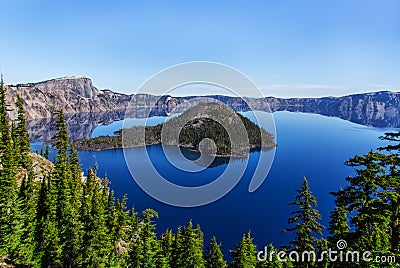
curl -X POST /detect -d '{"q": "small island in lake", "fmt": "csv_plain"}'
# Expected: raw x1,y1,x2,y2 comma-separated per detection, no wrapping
72,102,276,157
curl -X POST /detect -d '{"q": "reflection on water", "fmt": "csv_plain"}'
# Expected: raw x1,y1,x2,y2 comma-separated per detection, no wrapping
179,146,231,168
27,110,178,142
178,146,276,168
26,100,400,142
27,110,125,142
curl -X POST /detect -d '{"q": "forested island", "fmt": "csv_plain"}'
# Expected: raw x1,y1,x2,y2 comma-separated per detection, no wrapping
72,102,276,157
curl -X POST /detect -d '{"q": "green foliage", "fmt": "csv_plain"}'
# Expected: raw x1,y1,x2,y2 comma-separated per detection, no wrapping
15,171,38,265
328,188,350,247
13,94,31,167
44,143,50,159
79,168,112,266
3,75,400,268
283,177,324,253
230,231,258,268
168,221,206,268
327,131,400,267
128,208,160,268
206,236,227,268
182,221,206,268
72,102,276,156
159,229,174,267
0,75,21,261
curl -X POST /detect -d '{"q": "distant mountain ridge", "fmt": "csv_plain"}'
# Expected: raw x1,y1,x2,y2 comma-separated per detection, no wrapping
5,76,400,129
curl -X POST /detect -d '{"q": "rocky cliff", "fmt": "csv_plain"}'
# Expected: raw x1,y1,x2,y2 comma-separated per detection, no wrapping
266,91,400,128
6,76,132,119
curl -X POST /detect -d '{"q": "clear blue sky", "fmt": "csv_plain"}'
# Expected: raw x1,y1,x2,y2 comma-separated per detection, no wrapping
1,0,399,97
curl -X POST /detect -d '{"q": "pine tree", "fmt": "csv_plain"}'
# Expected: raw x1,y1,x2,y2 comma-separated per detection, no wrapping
107,194,132,266
34,175,49,259
283,177,324,256
230,231,258,268
14,170,38,265
79,168,112,266
170,221,206,268
0,75,10,149
44,143,50,159
328,188,350,247
159,228,174,267
13,94,31,168
8,93,37,264
205,236,226,268
0,75,21,262
128,208,159,268
324,132,400,266
37,176,62,267
344,151,392,253
171,226,184,267
378,131,400,253
180,221,206,268
52,110,79,266
333,132,400,257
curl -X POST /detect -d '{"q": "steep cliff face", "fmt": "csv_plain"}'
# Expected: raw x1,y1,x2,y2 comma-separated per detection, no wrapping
269,91,400,127
6,76,184,120
6,76,131,119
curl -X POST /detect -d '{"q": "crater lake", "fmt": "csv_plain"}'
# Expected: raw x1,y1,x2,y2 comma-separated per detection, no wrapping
31,111,398,258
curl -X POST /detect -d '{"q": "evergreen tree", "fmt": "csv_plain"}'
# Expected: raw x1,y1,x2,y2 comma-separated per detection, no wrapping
205,236,226,268
344,151,392,253
108,194,132,266
180,221,206,268
13,94,31,168
0,75,10,149
170,221,206,268
79,168,111,266
332,131,400,259
34,175,48,259
0,75,21,262
44,143,50,159
328,188,350,247
283,177,324,265
38,176,62,267
323,132,400,266
171,226,184,267
14,170,38,265
159,228,174,267
51,110,82,266
8,93,37,264
229,231,258,268
378,131,400,253
128,208,159,268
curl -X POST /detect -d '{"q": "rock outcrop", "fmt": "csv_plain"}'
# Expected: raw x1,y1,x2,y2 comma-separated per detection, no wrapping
6,76,131,119
0,152,53,184
265,91,400,128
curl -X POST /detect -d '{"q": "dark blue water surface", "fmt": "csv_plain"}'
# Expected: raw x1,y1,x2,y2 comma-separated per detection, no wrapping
31,111,398,258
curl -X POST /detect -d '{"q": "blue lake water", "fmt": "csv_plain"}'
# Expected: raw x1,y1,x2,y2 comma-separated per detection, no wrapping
31,111,398,258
